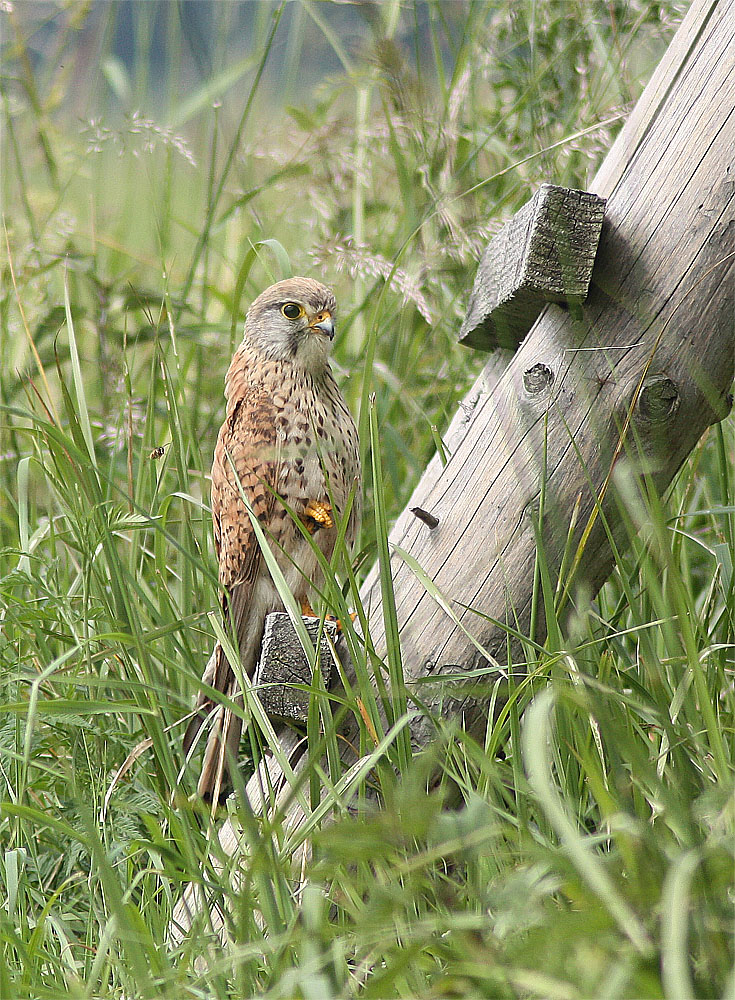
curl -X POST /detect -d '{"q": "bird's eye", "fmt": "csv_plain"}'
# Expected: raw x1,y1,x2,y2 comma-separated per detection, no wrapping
281,302,303,320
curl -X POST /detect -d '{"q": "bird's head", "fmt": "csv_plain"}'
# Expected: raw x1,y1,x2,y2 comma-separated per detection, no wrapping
242,277,338,371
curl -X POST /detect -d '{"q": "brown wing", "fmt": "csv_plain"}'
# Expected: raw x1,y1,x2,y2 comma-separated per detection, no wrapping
213,391,281,635
183,388,280,755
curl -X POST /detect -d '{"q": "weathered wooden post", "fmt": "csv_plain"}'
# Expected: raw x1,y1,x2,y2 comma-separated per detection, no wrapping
171,0,735,943
358,0,734,750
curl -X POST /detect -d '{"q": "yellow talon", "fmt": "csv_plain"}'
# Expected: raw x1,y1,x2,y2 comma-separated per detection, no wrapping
335,611,358,632
302,499,334,533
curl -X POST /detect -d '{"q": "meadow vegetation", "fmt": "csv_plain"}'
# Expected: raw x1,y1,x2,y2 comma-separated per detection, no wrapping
1,2,733,997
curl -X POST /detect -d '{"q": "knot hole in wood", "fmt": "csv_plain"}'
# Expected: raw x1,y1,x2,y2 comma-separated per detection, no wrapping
523,363,555,395
636,374,679,424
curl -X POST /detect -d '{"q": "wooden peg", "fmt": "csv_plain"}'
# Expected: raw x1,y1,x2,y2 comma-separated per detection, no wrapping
254,613,338,723
459,184,606,351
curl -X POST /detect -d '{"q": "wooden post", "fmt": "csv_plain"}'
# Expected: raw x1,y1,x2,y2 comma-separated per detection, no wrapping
170,0,735,942
359,0,734,748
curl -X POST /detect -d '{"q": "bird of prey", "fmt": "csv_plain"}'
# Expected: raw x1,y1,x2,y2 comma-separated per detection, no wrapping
183,277,361,803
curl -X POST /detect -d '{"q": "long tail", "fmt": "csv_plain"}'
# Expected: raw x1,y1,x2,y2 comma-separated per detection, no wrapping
183,642,242,803
197,686,244,803
184,634,257,804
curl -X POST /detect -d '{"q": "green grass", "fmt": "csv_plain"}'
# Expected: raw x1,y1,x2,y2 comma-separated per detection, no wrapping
1,2,733,997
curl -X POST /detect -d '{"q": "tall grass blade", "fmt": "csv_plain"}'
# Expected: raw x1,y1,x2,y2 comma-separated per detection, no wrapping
369,394,411,772
63,266,97,474
660,849,700,1000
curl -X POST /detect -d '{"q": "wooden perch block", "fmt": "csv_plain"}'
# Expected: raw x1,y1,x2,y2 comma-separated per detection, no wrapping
459,184,606,351
254,613,337,723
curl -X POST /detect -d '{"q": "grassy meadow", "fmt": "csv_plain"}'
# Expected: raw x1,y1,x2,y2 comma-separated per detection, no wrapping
1,2,733,997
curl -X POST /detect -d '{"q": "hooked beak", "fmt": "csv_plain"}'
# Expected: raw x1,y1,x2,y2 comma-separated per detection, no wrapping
309,312,335,341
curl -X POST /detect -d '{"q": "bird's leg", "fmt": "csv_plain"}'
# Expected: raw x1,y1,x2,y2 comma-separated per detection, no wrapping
299,596,355,630
298,600,354,629
335,611,358,632
300,597,318,618
301,498,334,534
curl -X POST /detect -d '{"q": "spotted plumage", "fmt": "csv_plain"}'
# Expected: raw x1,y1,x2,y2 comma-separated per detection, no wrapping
184,277,361,802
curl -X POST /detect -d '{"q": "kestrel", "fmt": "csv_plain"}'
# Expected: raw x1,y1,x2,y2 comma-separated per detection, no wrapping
183,277,361,803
